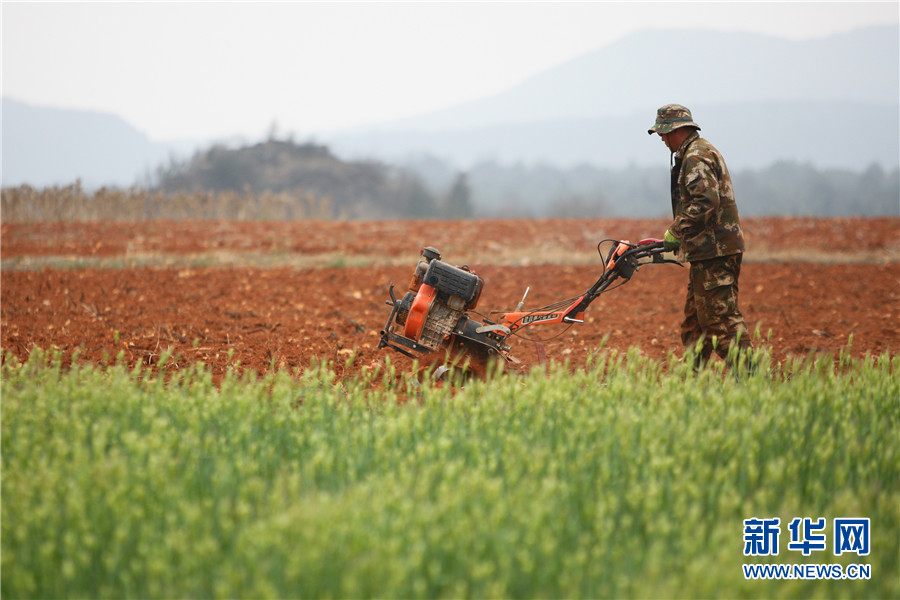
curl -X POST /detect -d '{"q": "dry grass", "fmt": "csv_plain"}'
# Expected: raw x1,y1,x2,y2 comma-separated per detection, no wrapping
1,182,333,222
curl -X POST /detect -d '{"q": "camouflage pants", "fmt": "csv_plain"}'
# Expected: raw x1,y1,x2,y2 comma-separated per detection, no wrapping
681,253,750,364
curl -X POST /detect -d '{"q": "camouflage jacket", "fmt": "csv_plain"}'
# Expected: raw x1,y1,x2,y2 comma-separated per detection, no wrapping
668,131,745,262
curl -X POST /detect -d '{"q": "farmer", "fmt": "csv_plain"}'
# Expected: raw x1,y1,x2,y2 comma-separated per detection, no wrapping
648,103,751,368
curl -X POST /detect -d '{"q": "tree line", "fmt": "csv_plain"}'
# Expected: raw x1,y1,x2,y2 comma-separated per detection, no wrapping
419,160,899,218
153,140,473,220
3,139,895,222
153,139,897,218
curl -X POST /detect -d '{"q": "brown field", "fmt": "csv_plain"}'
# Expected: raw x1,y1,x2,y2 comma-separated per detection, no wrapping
2,217,898,378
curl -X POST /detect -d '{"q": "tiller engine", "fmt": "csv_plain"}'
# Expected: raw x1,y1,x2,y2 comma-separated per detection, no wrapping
378,239,679,369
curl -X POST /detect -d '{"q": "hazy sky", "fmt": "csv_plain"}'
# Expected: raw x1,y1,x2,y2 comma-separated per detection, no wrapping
3,2,898,142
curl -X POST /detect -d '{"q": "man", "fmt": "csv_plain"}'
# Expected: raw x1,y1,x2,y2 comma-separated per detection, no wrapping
648,104,750,368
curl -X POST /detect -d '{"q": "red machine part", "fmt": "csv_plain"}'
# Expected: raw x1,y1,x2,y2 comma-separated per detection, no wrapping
403,283,437,341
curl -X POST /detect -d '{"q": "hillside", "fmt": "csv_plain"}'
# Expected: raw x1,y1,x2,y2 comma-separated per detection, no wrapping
332,26,899,170
151,140,470,220
333,100,900,171
2,26,897,190
376,26,899,131
1,98,174,188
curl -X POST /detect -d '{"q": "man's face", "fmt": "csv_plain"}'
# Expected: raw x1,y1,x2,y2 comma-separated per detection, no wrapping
659,131,675,152
659,127,693,152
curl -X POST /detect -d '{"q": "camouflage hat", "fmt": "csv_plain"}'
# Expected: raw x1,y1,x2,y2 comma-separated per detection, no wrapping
647,104,701,135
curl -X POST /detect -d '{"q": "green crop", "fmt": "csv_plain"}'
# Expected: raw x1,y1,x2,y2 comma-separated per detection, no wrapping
2,347,898,599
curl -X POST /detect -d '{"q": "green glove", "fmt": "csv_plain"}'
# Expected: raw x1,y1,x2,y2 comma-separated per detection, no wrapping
663,230,680,252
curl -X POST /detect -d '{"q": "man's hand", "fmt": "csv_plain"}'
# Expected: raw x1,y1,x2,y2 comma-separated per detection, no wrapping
663,230,680,252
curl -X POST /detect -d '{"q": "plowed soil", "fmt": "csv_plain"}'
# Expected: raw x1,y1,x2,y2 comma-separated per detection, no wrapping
2,217,898,379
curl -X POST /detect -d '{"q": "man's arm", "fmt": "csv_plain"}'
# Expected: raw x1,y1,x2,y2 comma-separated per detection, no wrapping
668,155,721,240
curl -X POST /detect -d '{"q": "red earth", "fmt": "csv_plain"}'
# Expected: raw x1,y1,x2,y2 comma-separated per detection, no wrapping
2,217,898,380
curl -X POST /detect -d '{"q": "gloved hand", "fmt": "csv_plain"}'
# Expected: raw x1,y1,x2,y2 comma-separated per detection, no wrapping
663,230,680,252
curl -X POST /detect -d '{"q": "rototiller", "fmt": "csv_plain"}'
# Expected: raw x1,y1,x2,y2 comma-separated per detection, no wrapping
378,238,679,369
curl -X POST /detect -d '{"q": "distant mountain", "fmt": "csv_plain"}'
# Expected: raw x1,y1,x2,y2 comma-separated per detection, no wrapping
377,26,899,131
331,26,899,170
2,26,897,190
1,98,195,189
332,100,899,171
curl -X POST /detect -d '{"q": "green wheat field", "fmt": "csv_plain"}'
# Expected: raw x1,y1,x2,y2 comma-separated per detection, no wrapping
2,346,898,599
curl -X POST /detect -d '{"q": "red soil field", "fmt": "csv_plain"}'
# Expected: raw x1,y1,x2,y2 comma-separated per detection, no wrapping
2,217,898,379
